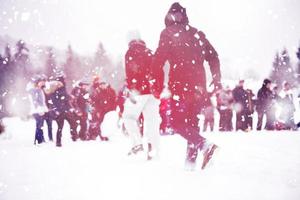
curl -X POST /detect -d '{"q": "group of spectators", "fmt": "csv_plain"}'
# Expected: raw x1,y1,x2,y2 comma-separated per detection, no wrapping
27,74,116,146
202,79,299,132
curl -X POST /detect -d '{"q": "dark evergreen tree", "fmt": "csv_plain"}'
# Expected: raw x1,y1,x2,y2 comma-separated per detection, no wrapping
270,52,280,83
296,46,300,84
270,49,295,88
14,40,31,79
4,44,11,65
93,42,118,87
45,47,57,78
63,45,81,91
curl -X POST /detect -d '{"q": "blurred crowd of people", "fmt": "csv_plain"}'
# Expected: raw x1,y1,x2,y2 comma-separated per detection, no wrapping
27,74,116,146
204,78,299,133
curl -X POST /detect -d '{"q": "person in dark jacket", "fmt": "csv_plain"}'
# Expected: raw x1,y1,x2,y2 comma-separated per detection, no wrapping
256,79,274,130
50,76,78,147
216,86,233,131
232,80,248,131
151,2,221,170
71,81,90,140
88,76,116,141
244,89,255,131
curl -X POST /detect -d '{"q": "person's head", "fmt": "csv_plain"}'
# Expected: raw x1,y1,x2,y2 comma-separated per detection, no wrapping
263,79,271,89
283,81,290,91
32,75,45,88
272,85,279,93
128,39,146,49
92,76,101,88
37,80,46,89
79,80,89,90
238,79,245,87
165,2,189,27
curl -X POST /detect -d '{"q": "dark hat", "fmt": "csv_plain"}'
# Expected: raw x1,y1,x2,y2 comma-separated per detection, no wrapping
78,78,90,86
165,2,189,27
263,78,271,86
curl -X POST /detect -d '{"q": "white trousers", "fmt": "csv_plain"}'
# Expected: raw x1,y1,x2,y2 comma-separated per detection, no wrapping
123,94,161,152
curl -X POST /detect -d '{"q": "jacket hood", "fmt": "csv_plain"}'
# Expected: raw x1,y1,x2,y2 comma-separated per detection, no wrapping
164,2,189,27
128,39,146,49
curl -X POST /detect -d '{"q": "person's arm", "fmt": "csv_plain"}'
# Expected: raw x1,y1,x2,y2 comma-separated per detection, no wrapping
150,31,170,98
199,31,221,91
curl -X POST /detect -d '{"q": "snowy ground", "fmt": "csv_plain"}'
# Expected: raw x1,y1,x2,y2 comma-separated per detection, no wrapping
0,114,300,200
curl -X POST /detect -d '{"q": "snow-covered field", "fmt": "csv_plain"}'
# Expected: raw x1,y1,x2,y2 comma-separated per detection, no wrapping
0,115,300,200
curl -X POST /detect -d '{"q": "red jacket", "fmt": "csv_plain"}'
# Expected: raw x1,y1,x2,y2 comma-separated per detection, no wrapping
90,82,116,113
125,40,153,95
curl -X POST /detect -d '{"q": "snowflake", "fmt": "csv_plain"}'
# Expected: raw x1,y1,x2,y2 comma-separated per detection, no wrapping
173,95,180,101
174,33,180,37
21,12,31,21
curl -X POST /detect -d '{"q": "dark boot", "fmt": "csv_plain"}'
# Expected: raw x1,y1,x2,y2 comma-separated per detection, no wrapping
127,144,144,155
201,144,218,170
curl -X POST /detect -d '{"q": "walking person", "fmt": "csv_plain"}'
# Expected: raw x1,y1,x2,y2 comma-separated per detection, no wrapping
123,38,161,160
48,75,79,147
256,79,274,130
151,2,221,169
28,76,48,144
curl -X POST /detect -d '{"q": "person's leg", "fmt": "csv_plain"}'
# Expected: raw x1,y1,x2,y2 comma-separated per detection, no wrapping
45,112,53,141
170,99,210,169
98,111,108,141
236,112,242,131
33,114,44,144
170,100,206,149
218,109,225,131
228,110,233,131
203,118,208,132
209,118,214,132
123,95,148,152
79,113,88,140
142,95,161,159
88,111,100,140
65,111,79,141
256,111,263,131
55,113,64,146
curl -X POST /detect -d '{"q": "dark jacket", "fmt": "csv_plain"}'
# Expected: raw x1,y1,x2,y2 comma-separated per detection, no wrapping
125,40,153,95
90,82,116,113
232,86,248,110
151,3,221,99
256,86,273,112
71,86,88,114
51,85,72,114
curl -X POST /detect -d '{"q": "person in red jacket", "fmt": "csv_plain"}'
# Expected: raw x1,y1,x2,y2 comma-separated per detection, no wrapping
123,39,161,160
150,2,221,170
88,76,116,141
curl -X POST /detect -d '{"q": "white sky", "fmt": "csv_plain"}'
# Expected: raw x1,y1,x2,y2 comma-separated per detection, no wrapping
0,0,300,79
